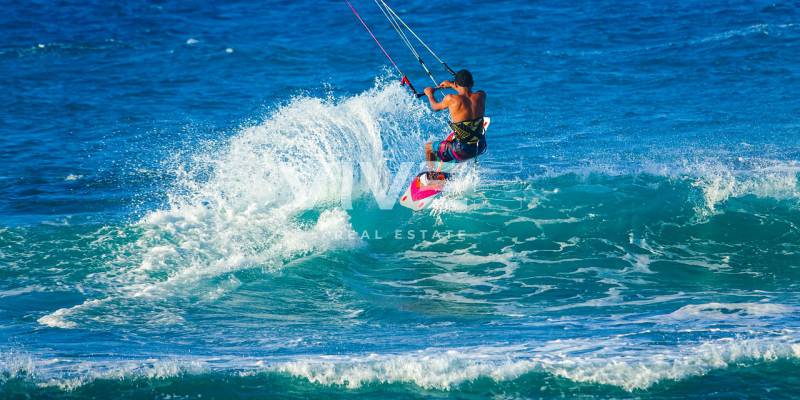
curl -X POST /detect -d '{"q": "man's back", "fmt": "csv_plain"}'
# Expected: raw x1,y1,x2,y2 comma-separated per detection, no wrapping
446,90,486,123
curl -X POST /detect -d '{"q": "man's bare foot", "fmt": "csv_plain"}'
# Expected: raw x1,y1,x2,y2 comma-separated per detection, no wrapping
424,171,448,182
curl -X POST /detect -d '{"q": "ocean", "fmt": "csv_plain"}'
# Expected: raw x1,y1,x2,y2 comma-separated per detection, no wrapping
2,0,800,398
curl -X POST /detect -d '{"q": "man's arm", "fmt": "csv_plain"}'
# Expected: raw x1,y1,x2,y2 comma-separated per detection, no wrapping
424,86,450,111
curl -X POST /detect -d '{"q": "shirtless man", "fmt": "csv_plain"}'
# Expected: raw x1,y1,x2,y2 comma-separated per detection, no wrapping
423,69,487,170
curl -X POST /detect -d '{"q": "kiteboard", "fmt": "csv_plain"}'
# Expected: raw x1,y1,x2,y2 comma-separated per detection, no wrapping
399,117,490,210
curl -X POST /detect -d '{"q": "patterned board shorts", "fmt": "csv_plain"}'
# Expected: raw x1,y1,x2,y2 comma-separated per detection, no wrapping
431,133,487,162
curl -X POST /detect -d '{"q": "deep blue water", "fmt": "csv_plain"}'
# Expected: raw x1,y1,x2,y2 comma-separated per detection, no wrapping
2,1,800,398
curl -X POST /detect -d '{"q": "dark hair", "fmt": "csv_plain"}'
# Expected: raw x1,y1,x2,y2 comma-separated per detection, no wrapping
454,69,474,88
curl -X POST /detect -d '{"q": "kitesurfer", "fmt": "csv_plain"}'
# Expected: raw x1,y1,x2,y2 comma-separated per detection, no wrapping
423,69,487,166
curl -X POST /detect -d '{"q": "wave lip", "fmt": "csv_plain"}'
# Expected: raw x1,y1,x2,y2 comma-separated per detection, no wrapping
270,336,800,391
537,338,800,391
271,347,532,390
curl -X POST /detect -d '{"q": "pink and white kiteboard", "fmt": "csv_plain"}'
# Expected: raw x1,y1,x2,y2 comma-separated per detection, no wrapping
399,117,491,210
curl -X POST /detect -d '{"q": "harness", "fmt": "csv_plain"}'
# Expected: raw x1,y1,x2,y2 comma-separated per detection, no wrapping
449,117,485,145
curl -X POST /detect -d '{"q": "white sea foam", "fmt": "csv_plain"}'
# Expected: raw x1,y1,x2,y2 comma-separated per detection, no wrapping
0,353,207,391
0,285,45,298
4,336,799,392
667,302,794,320
271,347,533,389
535,337,799,390
274,337,800,391
692,23,797,45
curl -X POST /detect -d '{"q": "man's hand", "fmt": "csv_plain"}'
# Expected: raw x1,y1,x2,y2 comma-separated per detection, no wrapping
439,80,453,89
424,87,435,97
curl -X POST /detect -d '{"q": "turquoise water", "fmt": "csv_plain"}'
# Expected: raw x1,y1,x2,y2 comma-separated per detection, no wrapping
2,1,800,398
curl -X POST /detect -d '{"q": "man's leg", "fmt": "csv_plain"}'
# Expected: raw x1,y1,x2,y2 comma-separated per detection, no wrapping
423,142,449,183
425,142,435,171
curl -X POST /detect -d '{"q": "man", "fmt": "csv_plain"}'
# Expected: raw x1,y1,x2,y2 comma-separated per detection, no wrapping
423,69,487,173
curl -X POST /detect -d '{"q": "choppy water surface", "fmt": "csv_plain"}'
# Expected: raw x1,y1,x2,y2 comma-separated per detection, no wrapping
2,1,800,398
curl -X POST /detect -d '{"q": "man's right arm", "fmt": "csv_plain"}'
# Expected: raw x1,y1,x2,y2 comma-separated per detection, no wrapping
424,87,450,111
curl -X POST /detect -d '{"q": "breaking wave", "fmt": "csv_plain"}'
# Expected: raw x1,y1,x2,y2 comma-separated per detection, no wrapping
37,80,439,329
4,336,799,393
